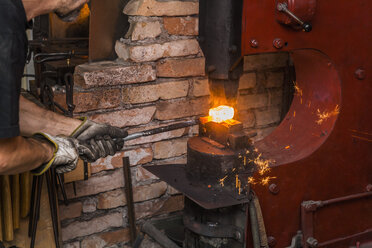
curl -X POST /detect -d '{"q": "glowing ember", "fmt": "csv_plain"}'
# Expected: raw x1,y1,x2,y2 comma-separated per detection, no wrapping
209,105,234,123
294,81,303,96
248,177,256,185
316,105,340,125
219,175,227,187
260,176,277,186
251,153,274,176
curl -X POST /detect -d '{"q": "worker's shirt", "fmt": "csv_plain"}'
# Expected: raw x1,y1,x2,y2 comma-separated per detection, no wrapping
0,0,29,138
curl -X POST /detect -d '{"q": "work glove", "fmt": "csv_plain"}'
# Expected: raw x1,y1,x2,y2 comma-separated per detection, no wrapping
31,133,80,175
71,118,128,162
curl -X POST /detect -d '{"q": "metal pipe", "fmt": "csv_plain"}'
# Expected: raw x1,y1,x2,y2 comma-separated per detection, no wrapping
123,119,199,142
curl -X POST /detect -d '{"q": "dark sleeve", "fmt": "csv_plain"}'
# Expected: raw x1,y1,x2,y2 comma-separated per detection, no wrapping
0,0,28,138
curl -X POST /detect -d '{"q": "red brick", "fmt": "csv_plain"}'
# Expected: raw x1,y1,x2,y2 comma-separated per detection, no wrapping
91,147,153,174
74,62,156,89
54,89,121,113
118,39,200,62
91,106,156,128
135,195,184,219
124,0,199,16
157,57,205,78
122,80,189,104
136,166,159,182
97,182,167,209
244,53,289,71
163,17,198,36
62,212,123,241
64,169,124,198
59,202,82,221
155,97,209,120
82,198,96,213
153,138,188,159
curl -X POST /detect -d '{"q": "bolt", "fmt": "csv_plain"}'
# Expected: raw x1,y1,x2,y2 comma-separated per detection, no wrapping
355,68,366,80
307,237,318,247
366,184,372,192
269,183,280,195
250,39,259,48
267,236,277,247
234,231,242,240
273,38,284,49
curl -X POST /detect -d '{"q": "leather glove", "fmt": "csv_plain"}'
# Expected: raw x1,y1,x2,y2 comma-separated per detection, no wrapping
31,133,80,175
71,119,128,162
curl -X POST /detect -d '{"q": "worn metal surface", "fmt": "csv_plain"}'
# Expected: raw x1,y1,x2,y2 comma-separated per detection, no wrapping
144,164,249,209
242,0,372,247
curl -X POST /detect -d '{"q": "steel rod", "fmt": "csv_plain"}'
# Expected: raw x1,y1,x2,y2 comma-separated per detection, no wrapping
123,157,136,244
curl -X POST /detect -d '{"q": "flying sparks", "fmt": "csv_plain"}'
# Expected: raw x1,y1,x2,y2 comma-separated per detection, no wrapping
252,153,274,176
316,105,340,125
260,176,277,186
219,175,228,187
294,82,303,96
248,177,256,185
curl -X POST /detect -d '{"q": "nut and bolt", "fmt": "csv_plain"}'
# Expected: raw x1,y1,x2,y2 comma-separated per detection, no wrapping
267,236,277,247
273,38,284,49
250,39,259,48
307,237,318,247
269,183,280,195
234,231,242,240
366,184,372,192
355,68,366,80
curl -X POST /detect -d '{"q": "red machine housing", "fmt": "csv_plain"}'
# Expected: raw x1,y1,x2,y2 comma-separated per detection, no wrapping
241,0,371,247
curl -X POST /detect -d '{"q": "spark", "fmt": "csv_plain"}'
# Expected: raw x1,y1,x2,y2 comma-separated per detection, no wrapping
243,156,247,166
300,98,303,104
285,145,290,149
293,111,296,117
253,153,274,176
294,82,303,96
246,150,250,154
290,124,293,131
254,148,258,152
316,105,340,125
235,174,239,188
308,101,311,108
248,177,256,185
260,176,277,186
219,175,228,187
208,185,211,188
238,180,242,195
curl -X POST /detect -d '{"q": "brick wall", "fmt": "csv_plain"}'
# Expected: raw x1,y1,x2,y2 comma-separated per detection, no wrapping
55,1,293,247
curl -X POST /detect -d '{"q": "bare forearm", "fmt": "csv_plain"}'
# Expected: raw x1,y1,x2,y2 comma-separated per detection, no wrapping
20,95,82,137
0,136,54,175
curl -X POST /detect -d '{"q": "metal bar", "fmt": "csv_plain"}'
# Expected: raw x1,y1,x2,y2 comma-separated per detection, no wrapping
141,221,181,248
318,228,372,247
30,175,43,248
249,198,261,248
123,120,199,142
56,173,68,206
45,170,60,248
321,191,372,207
123,157,136,244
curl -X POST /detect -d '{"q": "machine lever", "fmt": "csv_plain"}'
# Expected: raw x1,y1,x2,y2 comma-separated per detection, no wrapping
277,3,312,32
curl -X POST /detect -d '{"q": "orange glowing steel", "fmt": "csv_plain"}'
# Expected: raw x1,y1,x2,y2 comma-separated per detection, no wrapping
209,105,234,123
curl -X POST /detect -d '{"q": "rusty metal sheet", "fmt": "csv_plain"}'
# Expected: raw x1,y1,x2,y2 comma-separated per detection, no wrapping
89,0,129,61
241,0,372,247
143,164,249,209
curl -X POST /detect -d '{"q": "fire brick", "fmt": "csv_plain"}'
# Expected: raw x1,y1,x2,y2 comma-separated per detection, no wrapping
237,93,268,110
122,80,189,104
157,57,205,78
117,39,200,62
91,106,156,128
266,71,284,88
244,53,289,71
255,107,281,126
81,228,130,248
163,17,199,36
191,78,210,97
153,137,188,159
53,89,121,113
62,211,124,241
124,0,199,17
91,147,154,174
239,73,256,90
128,21,162,41
155,97,209,120
74,62,156,89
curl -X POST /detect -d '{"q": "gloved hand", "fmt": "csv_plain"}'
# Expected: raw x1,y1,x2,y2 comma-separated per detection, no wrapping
31,133,80,175
71,119,128,162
